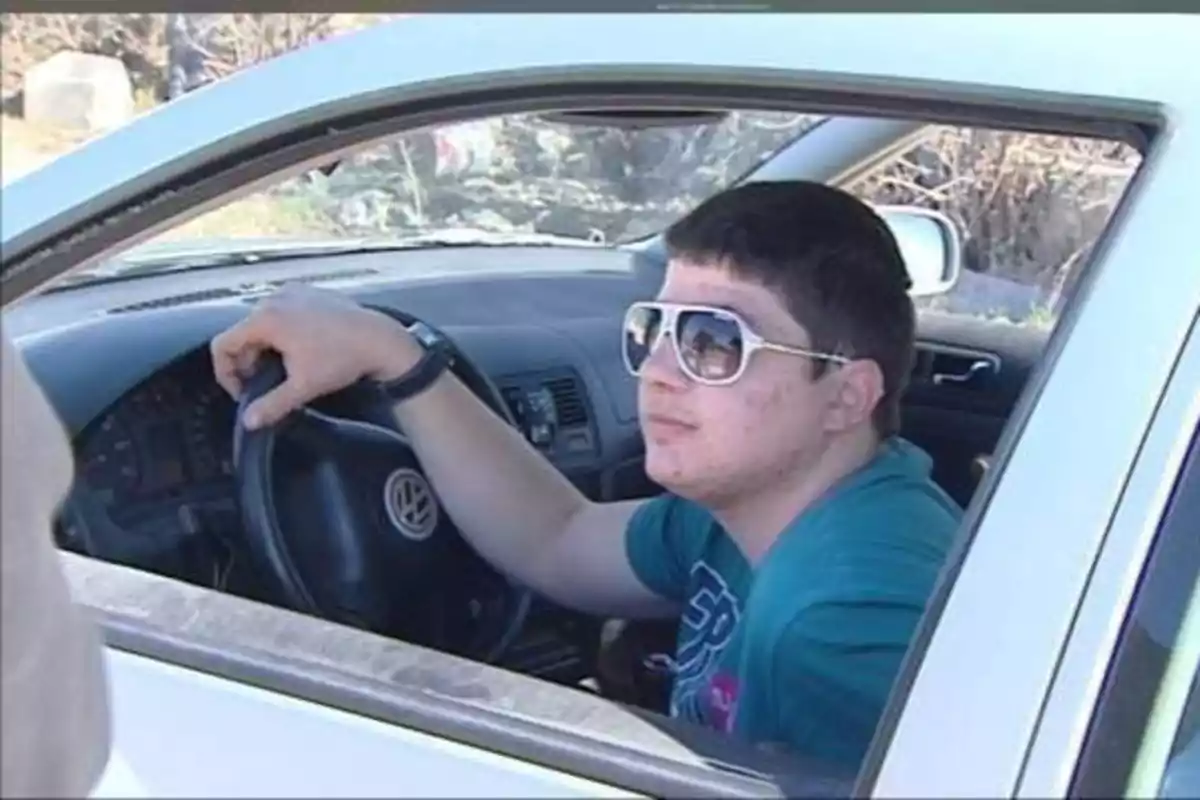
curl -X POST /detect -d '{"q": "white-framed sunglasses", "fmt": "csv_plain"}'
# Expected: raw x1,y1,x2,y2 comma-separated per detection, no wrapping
621,300,848,386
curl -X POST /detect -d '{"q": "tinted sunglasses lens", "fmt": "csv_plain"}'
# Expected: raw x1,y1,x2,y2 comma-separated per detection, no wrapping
677,309,745,382
623,305,663,374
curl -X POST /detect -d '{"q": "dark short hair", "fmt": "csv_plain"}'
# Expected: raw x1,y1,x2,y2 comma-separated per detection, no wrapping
664,180,915,438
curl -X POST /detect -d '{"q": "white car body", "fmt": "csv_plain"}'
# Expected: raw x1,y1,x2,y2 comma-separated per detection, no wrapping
2,12,1199,799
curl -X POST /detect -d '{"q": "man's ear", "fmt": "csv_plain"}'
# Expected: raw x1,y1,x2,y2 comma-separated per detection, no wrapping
823,358,885,433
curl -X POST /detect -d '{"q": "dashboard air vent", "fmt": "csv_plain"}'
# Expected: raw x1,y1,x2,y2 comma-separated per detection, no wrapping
265,268,380,287
110,287,241,314
544,376,588,427
108,268,382,314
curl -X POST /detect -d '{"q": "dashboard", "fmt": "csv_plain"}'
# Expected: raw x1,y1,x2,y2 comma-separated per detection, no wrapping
9,243,1048,683
66,348,607,542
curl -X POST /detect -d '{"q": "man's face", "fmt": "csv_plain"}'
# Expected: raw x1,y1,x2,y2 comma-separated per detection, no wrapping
635,259,844,506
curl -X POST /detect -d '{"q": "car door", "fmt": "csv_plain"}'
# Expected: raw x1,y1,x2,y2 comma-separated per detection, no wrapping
3,13,1198,800
95,647,637,798
1019,310,1200,798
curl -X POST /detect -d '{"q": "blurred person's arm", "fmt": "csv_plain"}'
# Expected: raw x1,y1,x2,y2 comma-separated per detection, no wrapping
1,321,112,798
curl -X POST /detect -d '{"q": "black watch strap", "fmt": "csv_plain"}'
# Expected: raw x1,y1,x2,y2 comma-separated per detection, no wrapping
366,309,454,404
376,339,451,403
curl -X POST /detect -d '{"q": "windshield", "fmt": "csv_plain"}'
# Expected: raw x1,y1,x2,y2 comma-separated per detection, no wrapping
94,110,822,275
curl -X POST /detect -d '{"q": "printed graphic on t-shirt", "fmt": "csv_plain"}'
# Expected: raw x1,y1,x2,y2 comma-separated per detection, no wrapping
671,562,742,726
708,671,741,733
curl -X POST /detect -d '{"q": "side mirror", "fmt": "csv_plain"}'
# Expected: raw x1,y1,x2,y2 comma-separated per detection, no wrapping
877,205,963,297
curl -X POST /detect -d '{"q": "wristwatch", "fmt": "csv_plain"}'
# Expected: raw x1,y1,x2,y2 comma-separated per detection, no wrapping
374,319,455,404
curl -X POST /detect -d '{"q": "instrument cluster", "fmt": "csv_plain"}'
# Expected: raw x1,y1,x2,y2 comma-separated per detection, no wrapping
74,352,238,530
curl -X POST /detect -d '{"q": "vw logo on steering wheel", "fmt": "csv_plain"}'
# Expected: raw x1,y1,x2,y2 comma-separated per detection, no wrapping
383,468,439,541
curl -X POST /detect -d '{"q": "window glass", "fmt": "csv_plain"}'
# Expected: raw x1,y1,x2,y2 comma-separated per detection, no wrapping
848,126,1139,331
66,109,821,284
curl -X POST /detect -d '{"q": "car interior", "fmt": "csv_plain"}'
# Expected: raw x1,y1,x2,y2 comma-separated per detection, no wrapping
20,240,1044,676
6,104,1064,794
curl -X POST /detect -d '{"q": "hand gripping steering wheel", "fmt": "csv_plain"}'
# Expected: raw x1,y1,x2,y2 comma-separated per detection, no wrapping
231,310,531,663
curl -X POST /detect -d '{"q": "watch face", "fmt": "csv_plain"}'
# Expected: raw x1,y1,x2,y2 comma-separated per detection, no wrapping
406,321,441,348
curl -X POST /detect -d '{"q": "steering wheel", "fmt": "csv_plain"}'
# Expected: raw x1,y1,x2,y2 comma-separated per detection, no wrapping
231,311,532,664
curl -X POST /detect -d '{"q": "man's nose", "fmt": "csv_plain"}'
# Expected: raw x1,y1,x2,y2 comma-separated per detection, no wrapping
638,332,689,390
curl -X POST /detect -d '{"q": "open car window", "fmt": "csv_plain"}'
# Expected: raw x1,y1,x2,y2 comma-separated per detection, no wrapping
34,107,1144,796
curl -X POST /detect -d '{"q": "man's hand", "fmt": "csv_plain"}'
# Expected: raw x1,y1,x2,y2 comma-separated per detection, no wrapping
210,285,422,429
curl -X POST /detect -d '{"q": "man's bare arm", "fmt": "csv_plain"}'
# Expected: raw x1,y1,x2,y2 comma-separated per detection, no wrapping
392,367,679,619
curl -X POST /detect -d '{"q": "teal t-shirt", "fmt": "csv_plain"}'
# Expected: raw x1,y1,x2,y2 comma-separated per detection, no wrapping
625,437,962,768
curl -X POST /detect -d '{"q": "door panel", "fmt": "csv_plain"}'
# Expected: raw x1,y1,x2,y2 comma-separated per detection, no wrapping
104,648,638,798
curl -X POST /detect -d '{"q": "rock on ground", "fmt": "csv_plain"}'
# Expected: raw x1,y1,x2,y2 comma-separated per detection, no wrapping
23,51,134,132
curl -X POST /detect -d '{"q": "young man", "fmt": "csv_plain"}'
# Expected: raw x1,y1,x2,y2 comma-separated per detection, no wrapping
211,180,962,769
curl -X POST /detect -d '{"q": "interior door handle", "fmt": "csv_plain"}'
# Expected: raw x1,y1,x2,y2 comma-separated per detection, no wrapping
932,359,992,386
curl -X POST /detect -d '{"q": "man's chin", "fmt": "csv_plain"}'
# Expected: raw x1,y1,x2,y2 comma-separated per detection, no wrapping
646,450,755,509
644,448,674,479
645,449,704,497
